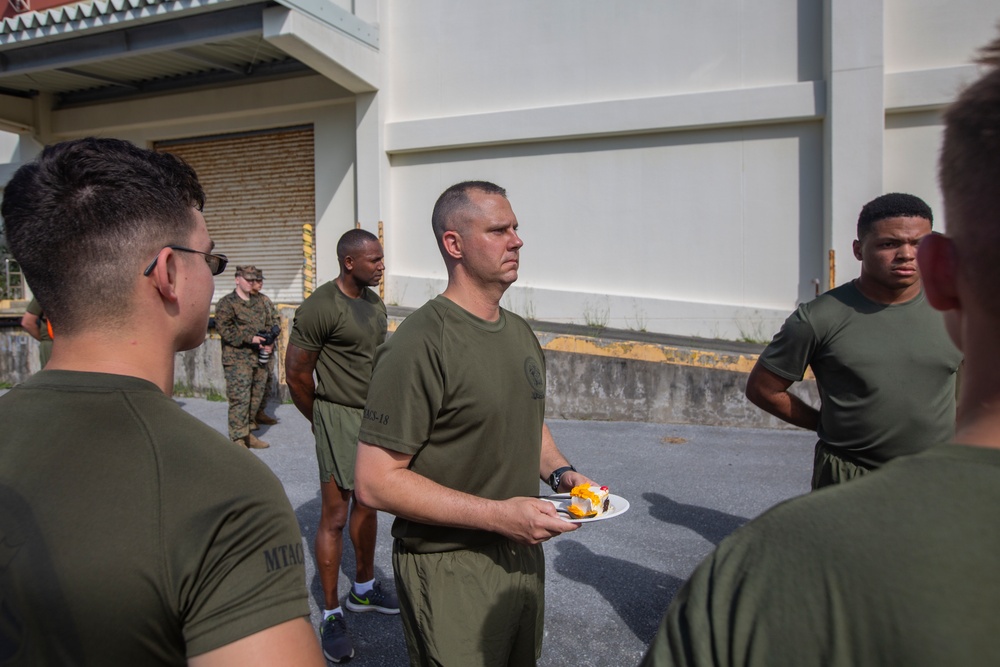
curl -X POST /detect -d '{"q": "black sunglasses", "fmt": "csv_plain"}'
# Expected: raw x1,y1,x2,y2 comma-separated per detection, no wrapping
143,245,229,277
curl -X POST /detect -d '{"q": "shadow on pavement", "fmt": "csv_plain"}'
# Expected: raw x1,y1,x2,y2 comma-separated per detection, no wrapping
643,492,748,545
551,540,683,644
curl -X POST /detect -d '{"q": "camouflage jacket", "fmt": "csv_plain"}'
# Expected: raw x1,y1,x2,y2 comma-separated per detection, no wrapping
215,291,279,365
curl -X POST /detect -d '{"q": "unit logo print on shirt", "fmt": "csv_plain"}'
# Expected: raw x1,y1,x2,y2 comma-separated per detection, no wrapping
524,357,545,400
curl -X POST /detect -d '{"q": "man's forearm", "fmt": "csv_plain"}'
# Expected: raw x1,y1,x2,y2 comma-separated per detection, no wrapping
539,423,573,483
284,344,320,423
355,442,579,545
538,423,594,492
286,376,315,423
749,389,820,430
745,363,820,431
356,443,512,532
20,314,42,340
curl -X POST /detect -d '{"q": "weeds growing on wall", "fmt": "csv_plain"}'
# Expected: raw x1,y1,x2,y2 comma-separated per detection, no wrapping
583,300,610,333
173,383,227,402
735,311,772,345
625,304,648,332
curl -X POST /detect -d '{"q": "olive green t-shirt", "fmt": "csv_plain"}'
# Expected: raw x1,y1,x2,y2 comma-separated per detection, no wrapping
359,296,546,553
288,281,387,408
758,282,962,467
642,444,1000,667
0,371,310,665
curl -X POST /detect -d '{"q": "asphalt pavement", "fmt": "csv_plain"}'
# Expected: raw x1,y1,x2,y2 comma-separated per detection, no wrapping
173,395,815,666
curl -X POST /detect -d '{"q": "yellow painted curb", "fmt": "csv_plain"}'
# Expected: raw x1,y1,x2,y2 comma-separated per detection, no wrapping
539,334,758,373
385,314,815,378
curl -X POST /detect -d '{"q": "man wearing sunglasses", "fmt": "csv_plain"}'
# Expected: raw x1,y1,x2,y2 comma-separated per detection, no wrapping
215,264,279,449
0,137,323,666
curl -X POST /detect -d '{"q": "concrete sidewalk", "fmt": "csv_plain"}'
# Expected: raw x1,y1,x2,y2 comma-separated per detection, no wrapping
177,396,815,666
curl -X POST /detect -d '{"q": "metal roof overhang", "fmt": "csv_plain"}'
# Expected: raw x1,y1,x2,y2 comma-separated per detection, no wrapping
0,0,379,133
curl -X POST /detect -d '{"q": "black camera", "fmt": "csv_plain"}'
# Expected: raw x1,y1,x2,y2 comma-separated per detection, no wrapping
254,325,281,365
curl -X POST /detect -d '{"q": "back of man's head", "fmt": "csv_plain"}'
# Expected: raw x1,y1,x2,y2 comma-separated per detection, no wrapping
2,138,205,335
431,181,507,255
857,192,933,240
939,34,1000,315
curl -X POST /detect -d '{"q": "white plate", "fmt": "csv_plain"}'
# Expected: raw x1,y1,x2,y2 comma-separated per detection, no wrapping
542,493,630,523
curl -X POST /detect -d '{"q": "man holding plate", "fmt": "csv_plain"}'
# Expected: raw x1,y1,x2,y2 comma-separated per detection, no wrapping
355,181,595,666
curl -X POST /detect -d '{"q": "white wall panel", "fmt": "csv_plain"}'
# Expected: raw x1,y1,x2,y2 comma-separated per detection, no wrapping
884,110,947,231
385,120,821,337
386,0,820,121
885,0,1000,72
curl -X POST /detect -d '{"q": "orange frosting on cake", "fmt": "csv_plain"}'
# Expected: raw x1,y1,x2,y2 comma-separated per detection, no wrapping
567,484,610,518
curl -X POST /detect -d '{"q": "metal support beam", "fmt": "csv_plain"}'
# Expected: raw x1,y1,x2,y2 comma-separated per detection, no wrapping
0,5,264,79
174,47,246,75
56,58,310,107
58,67,138,89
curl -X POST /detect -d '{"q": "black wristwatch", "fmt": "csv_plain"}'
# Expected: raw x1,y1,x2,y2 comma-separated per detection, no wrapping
548,465,576,493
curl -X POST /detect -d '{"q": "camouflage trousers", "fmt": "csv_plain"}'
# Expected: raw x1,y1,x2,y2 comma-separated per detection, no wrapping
224,357,269,441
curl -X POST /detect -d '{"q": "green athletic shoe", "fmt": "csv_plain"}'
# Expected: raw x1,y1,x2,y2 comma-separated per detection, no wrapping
345,580,400,615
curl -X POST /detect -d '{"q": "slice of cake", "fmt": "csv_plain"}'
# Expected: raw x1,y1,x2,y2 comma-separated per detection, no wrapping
567,484,611,519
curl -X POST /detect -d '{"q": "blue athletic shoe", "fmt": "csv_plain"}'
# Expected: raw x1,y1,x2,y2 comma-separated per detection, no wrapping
320,613,354,663
345,580,400,615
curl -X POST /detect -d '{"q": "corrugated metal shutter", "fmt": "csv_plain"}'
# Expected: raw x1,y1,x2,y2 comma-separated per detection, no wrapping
154,127,316,305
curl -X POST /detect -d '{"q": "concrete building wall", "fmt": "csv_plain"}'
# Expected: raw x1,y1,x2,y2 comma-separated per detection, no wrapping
377,0,998,339
0,318,819,430
2,0,999,339
384,2,820,114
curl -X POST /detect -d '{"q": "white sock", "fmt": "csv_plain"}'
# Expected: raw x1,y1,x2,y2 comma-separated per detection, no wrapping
354,578,375,595
323,607,343,620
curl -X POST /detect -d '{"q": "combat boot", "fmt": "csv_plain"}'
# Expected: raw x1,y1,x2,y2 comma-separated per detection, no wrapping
255,410,278,425
246,433,270,449
232,437,248,448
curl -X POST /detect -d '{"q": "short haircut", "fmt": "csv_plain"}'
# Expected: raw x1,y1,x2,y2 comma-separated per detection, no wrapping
2,137,205,335
939,34,1000,313
856,193,933,239
431,181,507,251
336,228,380,265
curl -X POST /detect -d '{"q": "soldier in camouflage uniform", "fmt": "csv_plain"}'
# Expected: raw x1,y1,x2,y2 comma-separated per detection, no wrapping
249,268,280,429
215,264,278,448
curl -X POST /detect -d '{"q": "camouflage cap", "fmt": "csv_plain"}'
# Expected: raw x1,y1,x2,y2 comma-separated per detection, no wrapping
235,264,259,279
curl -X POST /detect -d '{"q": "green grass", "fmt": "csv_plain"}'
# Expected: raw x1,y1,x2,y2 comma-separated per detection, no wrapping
205,387,227,402
583,301,610,333
735,311,772,344
173,383,227,401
